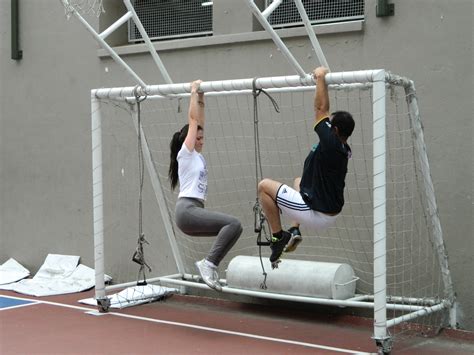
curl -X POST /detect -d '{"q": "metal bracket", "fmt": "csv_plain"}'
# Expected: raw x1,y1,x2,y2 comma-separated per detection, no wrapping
96,297,111,313
375,337,393,354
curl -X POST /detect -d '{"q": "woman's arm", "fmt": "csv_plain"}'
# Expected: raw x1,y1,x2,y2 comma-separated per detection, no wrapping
184,79,205,152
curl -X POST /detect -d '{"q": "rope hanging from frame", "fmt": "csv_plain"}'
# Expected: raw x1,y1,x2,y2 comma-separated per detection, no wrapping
131,86,152,286
251,78,280,290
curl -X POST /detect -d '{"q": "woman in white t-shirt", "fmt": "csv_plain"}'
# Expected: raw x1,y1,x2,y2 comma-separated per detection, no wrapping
168,80,242,292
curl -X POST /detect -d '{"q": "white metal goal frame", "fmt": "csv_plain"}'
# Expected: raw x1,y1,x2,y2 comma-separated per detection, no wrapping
60,0,457,352
91,70,455,353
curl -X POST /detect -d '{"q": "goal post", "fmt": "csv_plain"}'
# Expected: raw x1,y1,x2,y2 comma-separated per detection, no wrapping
372,70,389,345
90,70,455,352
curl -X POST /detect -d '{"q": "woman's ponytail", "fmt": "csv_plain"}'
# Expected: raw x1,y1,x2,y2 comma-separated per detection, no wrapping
168,129,184,190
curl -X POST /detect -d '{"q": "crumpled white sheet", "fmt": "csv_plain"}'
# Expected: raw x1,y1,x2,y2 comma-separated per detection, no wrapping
0,254,111,297
79,284,177,309
0,258,30,285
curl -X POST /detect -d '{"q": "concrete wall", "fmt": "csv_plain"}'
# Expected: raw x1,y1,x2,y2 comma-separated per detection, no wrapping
1,0,472,329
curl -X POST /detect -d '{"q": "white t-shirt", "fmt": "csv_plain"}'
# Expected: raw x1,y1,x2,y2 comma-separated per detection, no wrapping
177,144,208,201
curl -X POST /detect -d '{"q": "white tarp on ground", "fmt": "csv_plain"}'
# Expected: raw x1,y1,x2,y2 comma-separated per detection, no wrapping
0,258,30,285
0,254,111,296
79,284,178,309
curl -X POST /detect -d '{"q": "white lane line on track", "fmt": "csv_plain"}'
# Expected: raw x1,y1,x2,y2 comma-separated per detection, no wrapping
1,294,374,354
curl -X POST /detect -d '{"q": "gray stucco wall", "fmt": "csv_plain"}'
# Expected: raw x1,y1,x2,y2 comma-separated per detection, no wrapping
1,0,472,329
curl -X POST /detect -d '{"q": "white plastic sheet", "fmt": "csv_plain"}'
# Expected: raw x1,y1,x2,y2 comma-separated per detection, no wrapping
0,254,111,296
0,258,30,285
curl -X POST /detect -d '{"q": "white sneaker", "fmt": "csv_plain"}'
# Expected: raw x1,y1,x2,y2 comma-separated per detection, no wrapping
195,259,222,292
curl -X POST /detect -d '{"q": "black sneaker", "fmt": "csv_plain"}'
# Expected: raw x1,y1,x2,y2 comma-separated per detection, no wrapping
285,227,302,253
270,231,291,267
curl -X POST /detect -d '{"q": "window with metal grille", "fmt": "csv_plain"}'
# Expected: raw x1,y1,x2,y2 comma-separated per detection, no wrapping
128,0,213,42
266,0,364,28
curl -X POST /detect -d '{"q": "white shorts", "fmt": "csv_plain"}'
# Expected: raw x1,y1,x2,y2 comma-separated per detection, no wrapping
276,184,337,234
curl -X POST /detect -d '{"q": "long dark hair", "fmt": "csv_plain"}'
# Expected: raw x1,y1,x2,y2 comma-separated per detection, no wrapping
168,123,203,190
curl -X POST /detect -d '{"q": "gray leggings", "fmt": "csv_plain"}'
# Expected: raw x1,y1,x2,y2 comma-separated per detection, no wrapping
175,197,243,266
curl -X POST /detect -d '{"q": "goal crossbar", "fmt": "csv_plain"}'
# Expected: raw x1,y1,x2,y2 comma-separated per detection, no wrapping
92,70,388,100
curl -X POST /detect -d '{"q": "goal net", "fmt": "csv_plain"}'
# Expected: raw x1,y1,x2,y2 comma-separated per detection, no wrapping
91,72,453,341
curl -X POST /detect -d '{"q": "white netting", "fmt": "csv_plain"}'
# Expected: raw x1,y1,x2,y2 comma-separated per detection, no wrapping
60,0,104,19
96,83,448,335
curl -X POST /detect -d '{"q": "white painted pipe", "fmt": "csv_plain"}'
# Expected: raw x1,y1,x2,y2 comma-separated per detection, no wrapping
123,0,173,84
121,82,374,102
157,275,429,312
246,0,307,77
99,11,133,40
404,82,455,303
372,69,388,341
262,0,283,19
294,0,330,69
72,9,146,87
102,272,444,314
91,93,106,302
386,302,449,328
92,70,385,99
